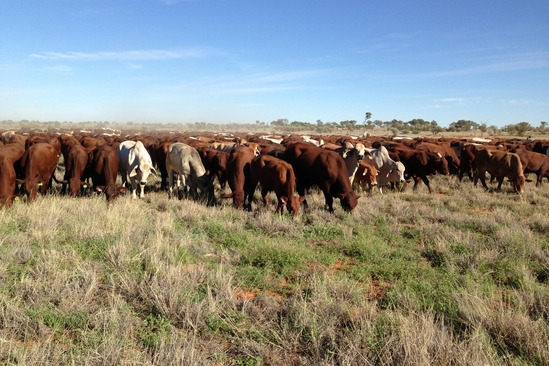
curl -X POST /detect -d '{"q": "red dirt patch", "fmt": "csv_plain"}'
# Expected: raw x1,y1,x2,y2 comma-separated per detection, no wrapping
365,279,392,301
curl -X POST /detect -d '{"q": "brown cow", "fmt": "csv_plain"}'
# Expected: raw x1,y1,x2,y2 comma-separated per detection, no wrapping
0,143,26,208
224,146,256,209
199,147,229,189
248,155,304,215
473,149,525,193
414,142,461,175
391,145,449,193
59,145,92,197
88,144,126,202
352,160,378,193
509,146,549,186
283,142,359,212
17,142,60,202
149,140,174,190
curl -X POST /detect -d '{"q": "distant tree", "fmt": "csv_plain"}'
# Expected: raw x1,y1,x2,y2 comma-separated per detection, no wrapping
373,119,383,128
340,120,357,130
407,118,431,131
478,123,487,136
538,121,547,134
514,121,532,137
271,118,289,127
448,119,478,132
364,112,372,123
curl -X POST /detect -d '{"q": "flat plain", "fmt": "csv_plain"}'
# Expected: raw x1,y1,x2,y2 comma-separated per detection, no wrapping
1,166,548,365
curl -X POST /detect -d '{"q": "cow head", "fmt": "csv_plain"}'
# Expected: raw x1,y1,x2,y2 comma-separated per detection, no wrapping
514,175,526,194
96,185,127,203
388,161,406,182
281,195,306,216
338,191,359,212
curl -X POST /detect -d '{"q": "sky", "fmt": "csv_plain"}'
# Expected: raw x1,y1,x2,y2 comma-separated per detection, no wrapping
1,0,548,128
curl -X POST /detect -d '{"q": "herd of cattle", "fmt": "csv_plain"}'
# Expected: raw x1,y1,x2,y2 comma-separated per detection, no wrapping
1,129,549,213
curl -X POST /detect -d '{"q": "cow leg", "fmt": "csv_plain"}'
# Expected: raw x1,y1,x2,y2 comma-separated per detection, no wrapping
167,170,173,199
323,191,334,213
139,181,146,198
129,177,138,198
296,184,309,212
421,176,432,193
496,176,504,191
258,189,271,213
474,171,489,190
412,176,421,191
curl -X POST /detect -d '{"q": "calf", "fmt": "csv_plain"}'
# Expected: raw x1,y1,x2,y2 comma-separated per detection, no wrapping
198,147,229,190
248,155,304,215
363,143,406,194
352,160,378,193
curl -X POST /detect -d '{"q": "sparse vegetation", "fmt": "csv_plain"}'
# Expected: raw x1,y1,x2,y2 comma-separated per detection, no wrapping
1,175,548,365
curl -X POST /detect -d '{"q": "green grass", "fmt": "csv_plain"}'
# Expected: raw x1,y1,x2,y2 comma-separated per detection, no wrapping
1,175,548,365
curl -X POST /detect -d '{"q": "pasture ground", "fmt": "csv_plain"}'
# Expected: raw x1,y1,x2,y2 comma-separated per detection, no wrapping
1,174,548,365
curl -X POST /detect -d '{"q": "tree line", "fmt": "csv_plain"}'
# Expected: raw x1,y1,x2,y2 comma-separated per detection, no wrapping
1,116,547,136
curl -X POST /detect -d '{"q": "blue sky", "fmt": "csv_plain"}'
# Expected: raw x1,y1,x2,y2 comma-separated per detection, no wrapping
1,0,548,127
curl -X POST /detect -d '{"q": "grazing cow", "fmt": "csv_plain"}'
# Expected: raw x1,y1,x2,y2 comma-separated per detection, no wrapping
0,156,17,208
283,142,359,213
58,145,92,197
0,144,26,208
88,144,126,202
458,143,477,181
149,140,173,190
81,136,107,149
58,134,82,194
414,142,461,175
117,140,157,198
224,146,256,209
509,146,549,186
17,143,60,202
364,143,405,193
351,160,378,194
165,142,214,203
248,155,304,215
198,147,229,189
393,147,449,193
473,149,525,193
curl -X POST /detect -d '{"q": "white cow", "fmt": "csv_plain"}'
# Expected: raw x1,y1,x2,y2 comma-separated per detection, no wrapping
166,142,214,203
117,140,157,198
364,143,405,193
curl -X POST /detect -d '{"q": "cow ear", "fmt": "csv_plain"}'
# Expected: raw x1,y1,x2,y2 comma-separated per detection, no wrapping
129,167,138,177
150,167,158,176
280,196,288,204
117,187,127,194
96,186,105,193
